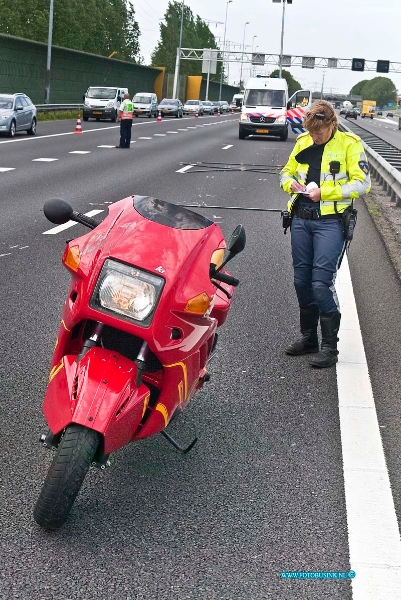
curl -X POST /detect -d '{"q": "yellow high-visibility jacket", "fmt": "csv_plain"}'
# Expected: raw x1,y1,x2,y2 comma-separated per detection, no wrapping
280,130,371,215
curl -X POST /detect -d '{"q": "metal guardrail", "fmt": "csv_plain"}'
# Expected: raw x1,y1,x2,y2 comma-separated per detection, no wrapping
339,120,401,207
36,104,83,113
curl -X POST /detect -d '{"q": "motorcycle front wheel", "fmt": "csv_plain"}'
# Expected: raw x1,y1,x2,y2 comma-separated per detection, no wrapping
33,424,101,529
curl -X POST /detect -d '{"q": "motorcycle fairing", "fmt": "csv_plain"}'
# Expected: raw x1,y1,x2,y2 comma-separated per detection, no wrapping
43,348,150,454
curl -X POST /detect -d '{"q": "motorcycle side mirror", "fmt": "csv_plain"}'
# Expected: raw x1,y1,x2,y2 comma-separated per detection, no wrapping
214,225,246,274
44,199,74,224
228,224,246,255
43,199,99,230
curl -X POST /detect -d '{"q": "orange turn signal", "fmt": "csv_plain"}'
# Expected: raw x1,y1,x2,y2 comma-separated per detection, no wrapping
185,292,210,315
64,245,81,272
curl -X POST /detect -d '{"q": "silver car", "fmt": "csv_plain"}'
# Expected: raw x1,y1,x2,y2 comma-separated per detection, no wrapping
183,100,204,116
0,93,37,137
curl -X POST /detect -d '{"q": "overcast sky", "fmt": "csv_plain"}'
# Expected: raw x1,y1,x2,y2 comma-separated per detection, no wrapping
134,0,401,96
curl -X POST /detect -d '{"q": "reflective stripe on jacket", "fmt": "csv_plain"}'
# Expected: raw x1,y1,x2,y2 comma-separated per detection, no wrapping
120,100,133,119
280,130,371,215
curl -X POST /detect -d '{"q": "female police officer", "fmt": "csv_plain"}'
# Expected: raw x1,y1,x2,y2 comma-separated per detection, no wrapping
280,100,371,368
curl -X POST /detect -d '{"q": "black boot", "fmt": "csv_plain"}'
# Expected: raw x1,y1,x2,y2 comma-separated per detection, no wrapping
310,312,341,368
285,307,320,356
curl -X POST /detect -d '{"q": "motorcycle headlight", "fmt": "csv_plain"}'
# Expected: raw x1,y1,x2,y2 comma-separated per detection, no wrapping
240,113,250,122
90,259,164,326
276,115,287,123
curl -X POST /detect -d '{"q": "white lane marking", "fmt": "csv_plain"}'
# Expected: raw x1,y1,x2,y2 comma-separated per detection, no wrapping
153,134,166,137
336,256,401,598
138,137,152,140
166,131,178,134
97,145,116,148
43,210,104,235
222,144,233,150
0,253,12,258
69,150,91,154
187,126,197,129
32,158,58,162
0,167,15,172
19,246,29,250
176,165,194,174
178,129,188,131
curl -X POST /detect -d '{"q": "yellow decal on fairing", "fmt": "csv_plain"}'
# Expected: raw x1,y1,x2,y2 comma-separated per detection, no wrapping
155,403,169,427
61,320,70,332
142,394,150,418
163,361,188,400
49,358,64,382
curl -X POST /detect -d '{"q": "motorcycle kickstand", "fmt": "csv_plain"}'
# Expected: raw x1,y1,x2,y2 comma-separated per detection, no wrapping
160,430,198,454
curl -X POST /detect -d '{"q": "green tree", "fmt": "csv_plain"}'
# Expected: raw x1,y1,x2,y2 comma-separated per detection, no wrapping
350,80,369,96
151,1,221,78
269,69,302,97
350,76,397,106
0,0,141,62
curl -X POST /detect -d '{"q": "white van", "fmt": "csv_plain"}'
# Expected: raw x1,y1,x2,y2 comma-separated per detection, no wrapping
239,76,312,140
230,93,244,111
132,92,158,118
83,86,128,122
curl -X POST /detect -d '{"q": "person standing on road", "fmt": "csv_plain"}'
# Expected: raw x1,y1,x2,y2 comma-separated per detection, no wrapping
116,92,133,149
280,100,371,368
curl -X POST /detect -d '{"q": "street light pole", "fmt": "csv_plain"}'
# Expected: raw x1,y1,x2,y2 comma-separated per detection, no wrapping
239,21,249,89
279,0,286,77
219,0,232,101
172,0,185,99
44,0,54,104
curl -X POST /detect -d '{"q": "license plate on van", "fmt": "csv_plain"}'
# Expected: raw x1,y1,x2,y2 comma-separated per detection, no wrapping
256,128,269,134
93,111,102,115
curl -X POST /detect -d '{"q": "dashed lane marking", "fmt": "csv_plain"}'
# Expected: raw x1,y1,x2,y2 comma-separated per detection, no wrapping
176,165,194,174
166,131,178,134
43,210,105,235
97,145,116,148
222,144,233,150
153,134,166,137
0,167,15,172
32,158,58,162
138,137,152,140
69,150,91,154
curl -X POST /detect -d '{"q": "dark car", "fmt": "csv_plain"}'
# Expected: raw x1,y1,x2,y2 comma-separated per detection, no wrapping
345,108,358,119
339,107,347,115
376,110,383,116
157,98,183,118
0,93,37,137
386,112,394,118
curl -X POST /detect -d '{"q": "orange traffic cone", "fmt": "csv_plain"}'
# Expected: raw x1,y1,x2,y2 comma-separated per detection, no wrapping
75,114,83,134
195,111,199,119
157,110,162,123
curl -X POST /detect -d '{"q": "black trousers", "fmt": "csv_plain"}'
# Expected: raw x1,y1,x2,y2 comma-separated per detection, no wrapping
119,119,132,148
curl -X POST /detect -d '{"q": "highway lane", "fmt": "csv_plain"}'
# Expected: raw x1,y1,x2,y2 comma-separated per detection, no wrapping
339,113,401,149
0,117,400,599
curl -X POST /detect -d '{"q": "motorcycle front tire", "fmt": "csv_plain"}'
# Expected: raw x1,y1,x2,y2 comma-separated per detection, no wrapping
33,424,101,529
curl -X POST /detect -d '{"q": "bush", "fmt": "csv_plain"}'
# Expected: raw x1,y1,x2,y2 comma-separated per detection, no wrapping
37,110,82,121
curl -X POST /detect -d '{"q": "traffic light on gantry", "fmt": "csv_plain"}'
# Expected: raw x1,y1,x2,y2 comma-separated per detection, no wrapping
376,60,390,73
351,58,365,72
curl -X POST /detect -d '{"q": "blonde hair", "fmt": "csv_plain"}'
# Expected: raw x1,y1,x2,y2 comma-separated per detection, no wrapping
303,100,338,133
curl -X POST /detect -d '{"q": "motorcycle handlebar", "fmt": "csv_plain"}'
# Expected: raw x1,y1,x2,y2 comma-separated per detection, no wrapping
211,271,240,287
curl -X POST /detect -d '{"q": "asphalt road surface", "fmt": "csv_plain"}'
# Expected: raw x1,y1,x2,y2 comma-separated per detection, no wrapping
1,115,400,599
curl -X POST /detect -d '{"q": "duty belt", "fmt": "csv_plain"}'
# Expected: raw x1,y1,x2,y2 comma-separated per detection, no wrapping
294,207,342,220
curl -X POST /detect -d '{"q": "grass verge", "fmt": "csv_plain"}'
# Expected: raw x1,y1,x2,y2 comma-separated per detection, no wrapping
37,110,81,121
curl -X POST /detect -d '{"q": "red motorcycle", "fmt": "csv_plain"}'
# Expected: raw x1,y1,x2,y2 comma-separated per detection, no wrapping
34,195,245,529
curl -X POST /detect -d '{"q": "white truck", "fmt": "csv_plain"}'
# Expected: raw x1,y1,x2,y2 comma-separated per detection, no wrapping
239,76,312,140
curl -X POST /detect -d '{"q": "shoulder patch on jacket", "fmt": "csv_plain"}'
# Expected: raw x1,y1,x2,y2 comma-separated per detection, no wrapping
358,160,369,174
344,131,360,142
296,131,309,140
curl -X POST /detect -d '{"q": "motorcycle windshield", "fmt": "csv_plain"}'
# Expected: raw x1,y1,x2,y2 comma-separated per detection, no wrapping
133,196,213,230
